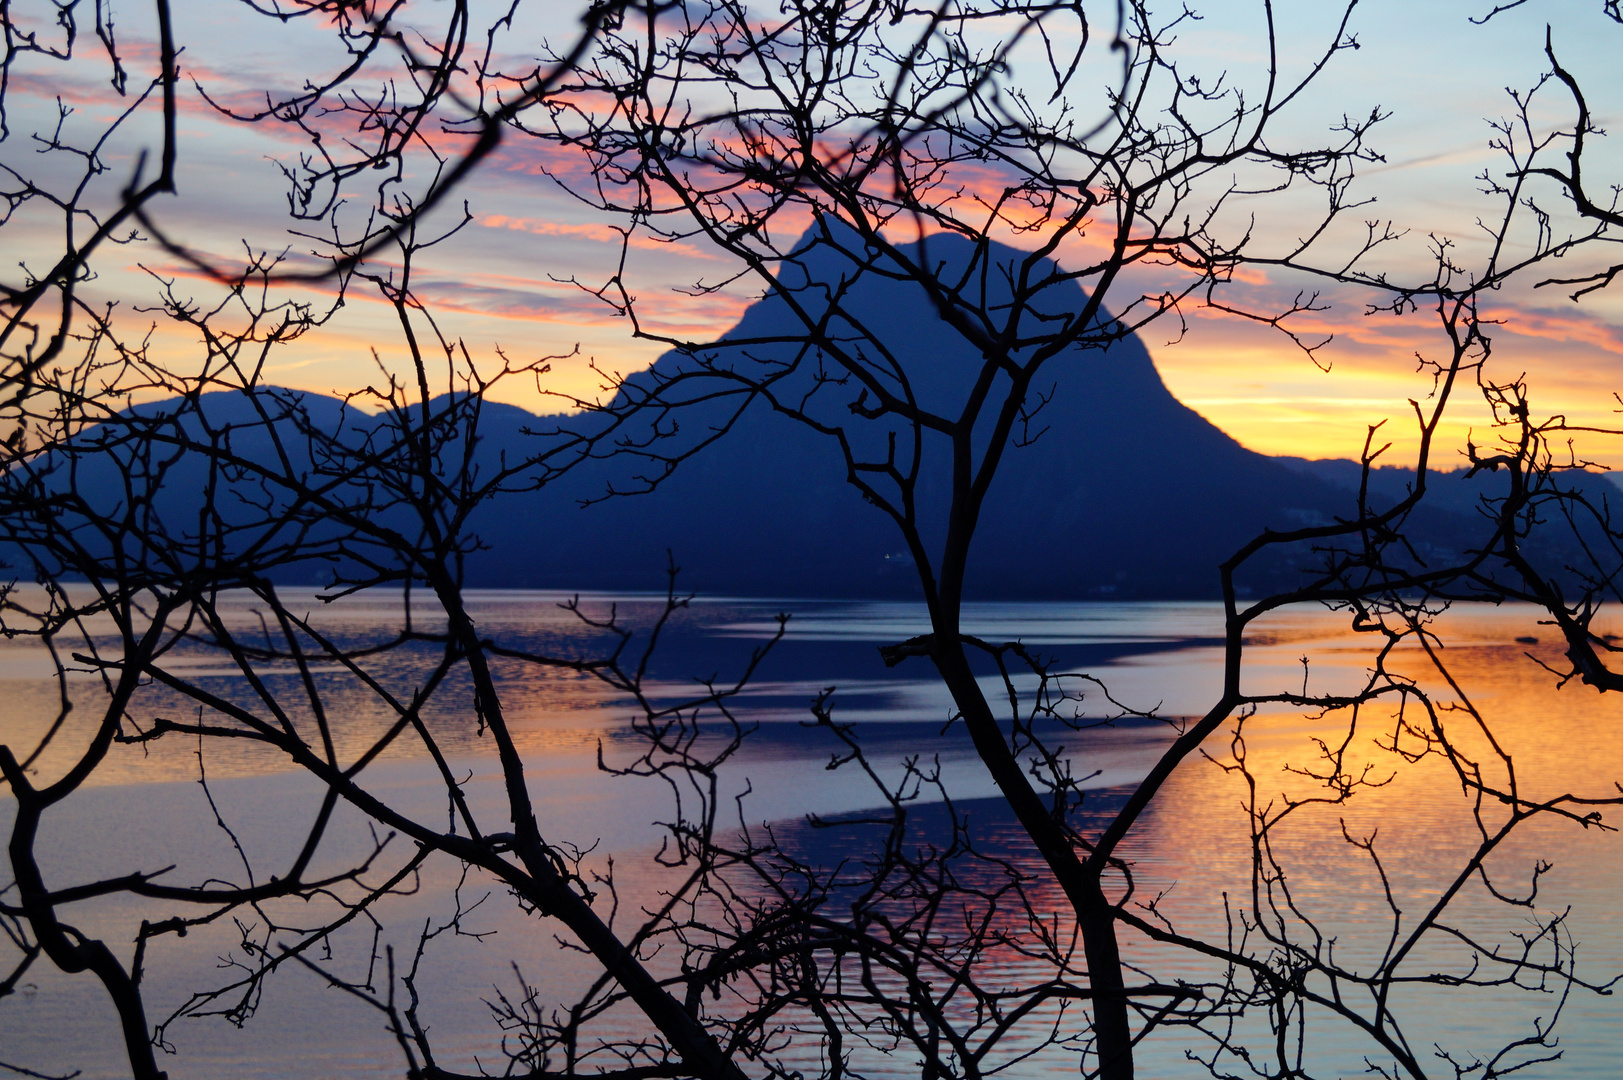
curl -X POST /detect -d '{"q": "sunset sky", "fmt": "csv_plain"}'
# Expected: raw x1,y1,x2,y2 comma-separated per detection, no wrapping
8,0,1621,468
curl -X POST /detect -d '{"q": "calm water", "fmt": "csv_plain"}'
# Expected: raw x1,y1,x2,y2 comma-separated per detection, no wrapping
1,594,1619,1078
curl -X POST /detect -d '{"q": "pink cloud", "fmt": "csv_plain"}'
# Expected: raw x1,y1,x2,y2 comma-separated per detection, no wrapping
477,214,722,261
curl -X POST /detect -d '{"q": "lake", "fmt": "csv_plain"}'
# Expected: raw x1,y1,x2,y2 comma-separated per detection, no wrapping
1,593,1619,1078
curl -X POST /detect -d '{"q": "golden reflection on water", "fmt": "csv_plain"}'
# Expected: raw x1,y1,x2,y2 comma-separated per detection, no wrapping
5,592,1620,814
3,594,1622,1076
0,590,688,788
1135,637,1623,935
734,601,1623,1076
1072,607,1621,1075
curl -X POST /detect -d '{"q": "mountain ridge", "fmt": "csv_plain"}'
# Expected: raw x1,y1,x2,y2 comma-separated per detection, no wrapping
18,229,1586,599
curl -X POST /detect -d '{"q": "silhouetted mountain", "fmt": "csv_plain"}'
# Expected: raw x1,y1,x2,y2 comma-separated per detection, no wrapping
0,390,383,587
460,231,1353,598
27,230,1597,600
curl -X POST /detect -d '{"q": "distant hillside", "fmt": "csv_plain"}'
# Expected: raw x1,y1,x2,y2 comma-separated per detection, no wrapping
1276,456,1623,524
1277,456,1623,511
1276,457,1494,516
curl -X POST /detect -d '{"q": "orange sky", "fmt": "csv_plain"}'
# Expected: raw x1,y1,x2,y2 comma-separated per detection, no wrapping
8,0,1622,469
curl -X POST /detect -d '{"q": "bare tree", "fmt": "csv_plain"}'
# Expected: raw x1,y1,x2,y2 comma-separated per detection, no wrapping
1461,2,1623,694
503,1,1623,1077
0,4,787,1078
0,234,804,1079
1,2,1621,1080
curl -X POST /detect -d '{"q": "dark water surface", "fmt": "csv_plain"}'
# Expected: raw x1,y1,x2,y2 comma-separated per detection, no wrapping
1,594,1619,1077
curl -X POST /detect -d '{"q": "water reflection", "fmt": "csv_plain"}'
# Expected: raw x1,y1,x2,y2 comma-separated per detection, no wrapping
1,593,1619,1078
2,590,1226,789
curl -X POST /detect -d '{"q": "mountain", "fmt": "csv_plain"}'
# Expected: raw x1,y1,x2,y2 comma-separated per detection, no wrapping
21,229,1576,600
458,231,1351,598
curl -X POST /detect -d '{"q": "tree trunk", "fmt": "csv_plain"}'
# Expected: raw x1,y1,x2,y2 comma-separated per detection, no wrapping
930,641,1134,1079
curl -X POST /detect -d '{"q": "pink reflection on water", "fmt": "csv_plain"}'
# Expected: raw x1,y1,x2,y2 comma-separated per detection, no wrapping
2,594,1620,1077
